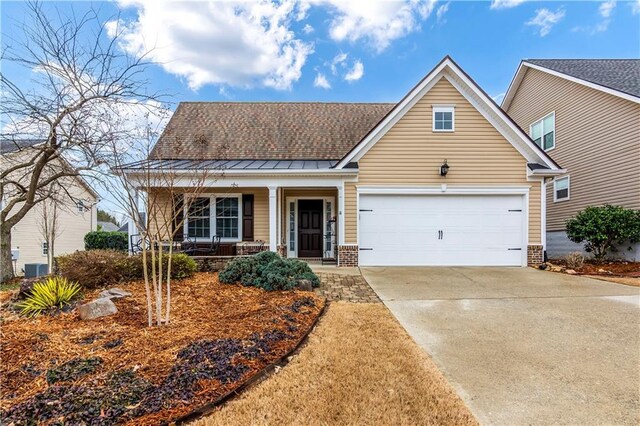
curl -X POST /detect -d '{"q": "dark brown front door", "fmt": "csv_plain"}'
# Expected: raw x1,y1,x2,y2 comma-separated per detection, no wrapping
298,200,323,258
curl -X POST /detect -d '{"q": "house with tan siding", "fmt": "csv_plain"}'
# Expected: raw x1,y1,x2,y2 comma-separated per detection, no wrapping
123,56,564,267
1,140,98,276
502,59,640,261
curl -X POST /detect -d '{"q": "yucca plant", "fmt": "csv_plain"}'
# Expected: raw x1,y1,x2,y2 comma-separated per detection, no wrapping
18,276,82,317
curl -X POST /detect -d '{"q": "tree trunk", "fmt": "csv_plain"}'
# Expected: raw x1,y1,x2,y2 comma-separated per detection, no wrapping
1,225,15,283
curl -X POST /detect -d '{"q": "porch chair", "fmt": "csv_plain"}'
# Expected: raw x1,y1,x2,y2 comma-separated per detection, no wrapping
183,235,221,256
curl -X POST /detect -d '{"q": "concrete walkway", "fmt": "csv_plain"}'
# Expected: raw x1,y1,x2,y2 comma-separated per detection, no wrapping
362,267,640,426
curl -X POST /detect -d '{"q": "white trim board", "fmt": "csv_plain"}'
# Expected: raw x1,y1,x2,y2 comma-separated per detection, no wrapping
502,61,640,111
336,56,560,171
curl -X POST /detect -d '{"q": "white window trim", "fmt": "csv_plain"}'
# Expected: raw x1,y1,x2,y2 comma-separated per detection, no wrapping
529,111,555,152
183,193,243,243
76,201,86,213
432,105,455,132
285,196,336,259
553,176,570,202
42,241,48,256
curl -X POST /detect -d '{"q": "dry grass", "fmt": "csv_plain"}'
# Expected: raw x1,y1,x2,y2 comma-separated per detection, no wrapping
586,275,640,287
196,302,477,426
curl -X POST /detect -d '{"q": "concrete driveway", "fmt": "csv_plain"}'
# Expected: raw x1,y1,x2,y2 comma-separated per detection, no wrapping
361,267,640,426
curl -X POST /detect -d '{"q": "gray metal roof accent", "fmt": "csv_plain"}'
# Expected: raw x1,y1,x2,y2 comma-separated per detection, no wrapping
121,159,343,171
527,162,550,171
526,59,640,98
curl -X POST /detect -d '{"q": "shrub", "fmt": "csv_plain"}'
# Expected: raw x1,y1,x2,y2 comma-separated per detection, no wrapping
56,250,197,289
57,250,139,288
219,252,320,291
17,276,82,317
84,231,128,251
566,205,640,262
565,251,585,269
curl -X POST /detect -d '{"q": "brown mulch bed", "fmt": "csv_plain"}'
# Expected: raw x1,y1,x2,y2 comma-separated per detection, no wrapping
549,259,640,277
0,272,325,425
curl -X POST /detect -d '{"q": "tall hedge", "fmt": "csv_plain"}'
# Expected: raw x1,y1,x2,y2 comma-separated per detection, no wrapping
84,231,128,251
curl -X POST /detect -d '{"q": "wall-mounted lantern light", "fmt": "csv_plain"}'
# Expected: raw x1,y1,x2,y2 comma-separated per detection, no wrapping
439,159,450,177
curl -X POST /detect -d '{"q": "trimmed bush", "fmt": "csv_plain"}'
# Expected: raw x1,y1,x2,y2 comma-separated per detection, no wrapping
17,276,82,317
56,250,198,289
84,231,128,251
566,205,640,262
219,252,320,291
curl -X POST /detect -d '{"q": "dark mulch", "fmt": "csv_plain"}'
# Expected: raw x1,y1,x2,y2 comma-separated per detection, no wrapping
0,272,324,425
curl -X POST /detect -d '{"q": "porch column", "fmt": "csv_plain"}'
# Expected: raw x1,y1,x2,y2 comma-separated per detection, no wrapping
269,186,277,252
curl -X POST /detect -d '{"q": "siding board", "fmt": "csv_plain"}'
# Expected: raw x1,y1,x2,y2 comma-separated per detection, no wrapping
507,68,640,230
344,78,541,244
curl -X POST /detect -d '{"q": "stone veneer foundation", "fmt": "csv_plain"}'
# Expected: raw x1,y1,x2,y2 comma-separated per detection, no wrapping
527,245,544,266
337,245,358,267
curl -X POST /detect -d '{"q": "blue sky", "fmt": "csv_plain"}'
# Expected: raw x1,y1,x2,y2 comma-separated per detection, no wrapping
1,1,638,215
2,0,638,107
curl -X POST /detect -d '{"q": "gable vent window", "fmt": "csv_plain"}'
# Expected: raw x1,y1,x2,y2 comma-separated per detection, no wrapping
554,176,570,202
433,106,455,132
531,112,555,151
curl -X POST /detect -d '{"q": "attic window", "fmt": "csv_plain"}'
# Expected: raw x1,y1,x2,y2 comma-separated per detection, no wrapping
530,112,555,151
433,106,455,132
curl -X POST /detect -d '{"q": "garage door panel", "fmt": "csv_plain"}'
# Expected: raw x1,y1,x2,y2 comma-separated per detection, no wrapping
358,194,524,266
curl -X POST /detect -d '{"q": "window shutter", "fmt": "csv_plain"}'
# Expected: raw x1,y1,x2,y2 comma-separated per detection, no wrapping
242,194,254,241
173,195,184,241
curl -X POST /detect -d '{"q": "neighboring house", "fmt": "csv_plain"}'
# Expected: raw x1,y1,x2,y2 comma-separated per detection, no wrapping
1,140,98,275
502,59,640,261
98,221,120,232
123,56,563,267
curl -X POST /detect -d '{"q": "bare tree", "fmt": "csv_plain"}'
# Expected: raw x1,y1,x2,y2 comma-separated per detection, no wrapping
38,197,60,271
0,1,160,282
98,123,221,327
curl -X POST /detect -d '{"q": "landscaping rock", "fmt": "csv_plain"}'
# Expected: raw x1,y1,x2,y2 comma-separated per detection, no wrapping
17,278,42,299
99,287,132,299
296,279,313,292
79,298,117,320
566,269,577,275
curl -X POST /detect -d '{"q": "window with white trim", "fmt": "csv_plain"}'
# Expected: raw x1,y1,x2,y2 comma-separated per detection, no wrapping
215,197,239,239
187,197,210,238
530,112,555,151
76,201,86,213
42,241,48,256
433,106,455,132
554,176,570,202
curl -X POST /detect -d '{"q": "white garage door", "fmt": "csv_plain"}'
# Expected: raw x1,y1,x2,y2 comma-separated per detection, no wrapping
358,194,525,266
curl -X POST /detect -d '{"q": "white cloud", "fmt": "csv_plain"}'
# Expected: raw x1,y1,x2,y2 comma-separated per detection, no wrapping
491,92,506,104
311,0,437,52
344,60,364,82
302,23,314,34
490,0,526,10
106,1,313,91
599,0,616,18
313,72,331,89
633,0,640,14
330,52,348,75
526,8,565,36
436,2,450,24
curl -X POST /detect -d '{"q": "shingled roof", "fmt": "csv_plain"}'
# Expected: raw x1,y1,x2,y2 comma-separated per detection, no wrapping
526,59,640,98
150,102,396,161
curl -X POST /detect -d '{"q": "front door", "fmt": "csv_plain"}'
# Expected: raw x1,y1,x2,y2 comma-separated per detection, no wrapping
298,200,323,258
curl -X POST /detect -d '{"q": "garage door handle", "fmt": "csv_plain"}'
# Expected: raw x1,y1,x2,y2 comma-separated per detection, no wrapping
508,248,522,251
359,248,373,251
359,209,373,212
508,209,522,212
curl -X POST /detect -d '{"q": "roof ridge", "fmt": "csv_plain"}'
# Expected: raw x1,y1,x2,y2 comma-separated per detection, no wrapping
178,101,397,105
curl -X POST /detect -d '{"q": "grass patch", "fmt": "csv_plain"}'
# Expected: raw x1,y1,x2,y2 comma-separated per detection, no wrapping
197,303,477,426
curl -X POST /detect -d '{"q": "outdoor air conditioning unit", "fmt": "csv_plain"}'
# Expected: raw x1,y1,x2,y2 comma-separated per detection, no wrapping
24,263,48,278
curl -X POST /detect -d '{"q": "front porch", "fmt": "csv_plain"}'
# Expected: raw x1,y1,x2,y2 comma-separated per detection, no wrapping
137,185,352,265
